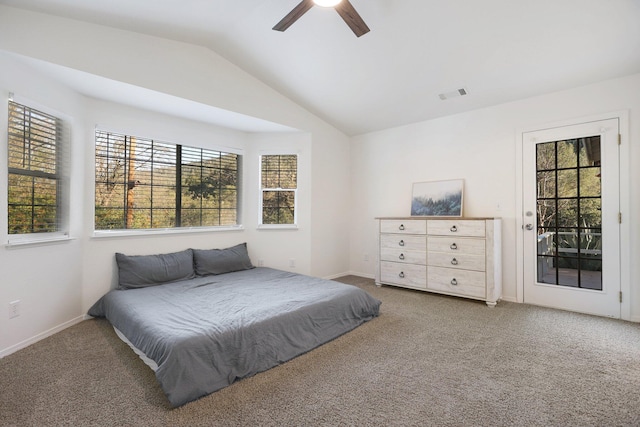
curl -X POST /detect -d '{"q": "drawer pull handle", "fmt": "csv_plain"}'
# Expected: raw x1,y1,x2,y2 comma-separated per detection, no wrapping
399,224,405,230
399,253,405,260
399,272,405,278
451,278,458,286
399,240,405,247
451,258,459,265
450,225,458,232
450,243,458,250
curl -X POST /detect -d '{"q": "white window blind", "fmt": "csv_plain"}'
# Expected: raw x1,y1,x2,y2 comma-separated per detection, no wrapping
7,101,61,234
95,130,241,230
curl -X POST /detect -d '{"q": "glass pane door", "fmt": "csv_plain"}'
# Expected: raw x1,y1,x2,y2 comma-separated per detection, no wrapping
536,137,602,290
522,117,620,318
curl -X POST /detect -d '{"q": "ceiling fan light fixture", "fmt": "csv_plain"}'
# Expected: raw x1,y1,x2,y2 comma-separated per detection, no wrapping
273,0,369,37
313,0,342,7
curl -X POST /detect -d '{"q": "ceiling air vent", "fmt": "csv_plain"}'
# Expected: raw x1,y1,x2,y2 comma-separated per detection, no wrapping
438,88,468,100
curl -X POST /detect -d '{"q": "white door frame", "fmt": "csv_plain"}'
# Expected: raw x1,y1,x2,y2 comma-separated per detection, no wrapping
515,111,631,320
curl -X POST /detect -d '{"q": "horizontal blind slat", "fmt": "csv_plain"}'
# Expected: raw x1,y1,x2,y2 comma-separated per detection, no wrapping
95,129,240,230
8,101,61,234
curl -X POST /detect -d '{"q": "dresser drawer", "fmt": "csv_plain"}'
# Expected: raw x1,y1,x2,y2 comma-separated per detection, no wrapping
427,236,486,256
380,219,426,235
427,252,485,271
427,220,486,237
377,217,501,306
380,248,426,265
380,234,426,252
380,261,427,289
427,267,486,299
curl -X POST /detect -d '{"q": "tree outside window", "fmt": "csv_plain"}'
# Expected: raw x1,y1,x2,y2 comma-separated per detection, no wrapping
260,154,297,225
7,101,63,234
95,130,240,230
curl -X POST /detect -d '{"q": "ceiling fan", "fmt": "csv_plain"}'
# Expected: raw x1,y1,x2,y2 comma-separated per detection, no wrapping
273,0,370,37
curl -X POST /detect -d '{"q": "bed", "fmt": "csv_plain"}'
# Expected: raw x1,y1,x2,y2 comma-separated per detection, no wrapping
88,244,381,407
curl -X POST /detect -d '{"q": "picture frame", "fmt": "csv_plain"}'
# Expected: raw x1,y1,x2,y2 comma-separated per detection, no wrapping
411,179,464,217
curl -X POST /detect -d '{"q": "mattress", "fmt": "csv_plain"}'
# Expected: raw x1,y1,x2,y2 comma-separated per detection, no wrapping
88,267,381,406
113,326,158,371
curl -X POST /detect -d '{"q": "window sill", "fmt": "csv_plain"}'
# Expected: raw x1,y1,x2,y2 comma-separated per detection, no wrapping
257,224,299,231
6,234,75,249
92,225,244,239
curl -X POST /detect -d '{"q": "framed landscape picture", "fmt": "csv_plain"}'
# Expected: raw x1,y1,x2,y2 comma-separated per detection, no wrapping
411,179,464,217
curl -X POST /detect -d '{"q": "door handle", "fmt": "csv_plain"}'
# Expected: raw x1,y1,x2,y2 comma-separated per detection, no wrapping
525,224,534,231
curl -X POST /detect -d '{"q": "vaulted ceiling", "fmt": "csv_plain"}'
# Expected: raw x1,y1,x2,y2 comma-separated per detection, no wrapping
1,0,639,135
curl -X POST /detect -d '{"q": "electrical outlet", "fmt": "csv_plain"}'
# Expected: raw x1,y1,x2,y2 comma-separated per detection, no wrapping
289,259,296,268
9,300,20,319
258,259,265,267
364,254,369,262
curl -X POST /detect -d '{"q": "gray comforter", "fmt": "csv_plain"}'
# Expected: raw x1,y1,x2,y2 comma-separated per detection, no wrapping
88,267,381,406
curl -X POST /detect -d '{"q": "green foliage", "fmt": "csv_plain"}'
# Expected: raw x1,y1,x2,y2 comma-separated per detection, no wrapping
261,155,297,189
262,191,295,224
537,139,601,231
7,102,60,234
94,132,239,229
184,163,237,200
536,138,603,275
260,155,297,225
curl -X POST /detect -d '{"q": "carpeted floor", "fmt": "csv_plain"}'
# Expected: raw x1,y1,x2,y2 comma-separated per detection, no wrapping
1,276,639,426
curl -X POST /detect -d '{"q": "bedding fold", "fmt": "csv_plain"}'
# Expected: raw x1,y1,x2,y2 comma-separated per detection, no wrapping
88,267,381,406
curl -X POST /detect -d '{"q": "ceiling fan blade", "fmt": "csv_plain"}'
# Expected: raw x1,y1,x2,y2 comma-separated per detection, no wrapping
335,0,370,37
273,0,315,32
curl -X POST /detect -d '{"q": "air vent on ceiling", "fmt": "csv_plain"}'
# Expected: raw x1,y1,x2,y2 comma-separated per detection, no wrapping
438,88,468,100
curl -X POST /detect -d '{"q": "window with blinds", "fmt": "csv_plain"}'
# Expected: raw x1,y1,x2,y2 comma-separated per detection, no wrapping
260,154,297,225
7,101,62,234
95,130,240,230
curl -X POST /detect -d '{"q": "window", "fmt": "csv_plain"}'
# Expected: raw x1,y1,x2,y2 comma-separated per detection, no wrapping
536,137,603,289
95,130,241,231
7,101,63,235
260,154,297,225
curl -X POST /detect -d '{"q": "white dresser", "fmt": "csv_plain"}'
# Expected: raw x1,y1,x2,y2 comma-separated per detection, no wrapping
376,217,502,307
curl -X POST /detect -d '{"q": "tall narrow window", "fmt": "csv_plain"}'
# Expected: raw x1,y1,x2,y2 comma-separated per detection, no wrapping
7,101,62,234
95,130,240,231
260,154,297,225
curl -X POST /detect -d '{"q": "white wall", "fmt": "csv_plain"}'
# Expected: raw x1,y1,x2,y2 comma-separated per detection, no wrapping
0,6,353,356
2,5,638,358
0,51,326,356
349,73,640,321
244,132,313,272
0,5,353,280
83,99,240,310
0,52,87,355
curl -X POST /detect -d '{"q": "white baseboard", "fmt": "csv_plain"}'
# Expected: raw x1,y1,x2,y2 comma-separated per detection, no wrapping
323,271,351,280
0,315,85,359
348,271,375,279
324,271,375,280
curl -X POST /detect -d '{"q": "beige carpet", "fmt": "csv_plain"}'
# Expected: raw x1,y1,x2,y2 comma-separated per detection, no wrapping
1,276,639,426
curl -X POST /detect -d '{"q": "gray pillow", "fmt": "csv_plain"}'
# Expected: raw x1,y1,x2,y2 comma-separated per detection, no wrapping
193,243,254,276
115,249,195,289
